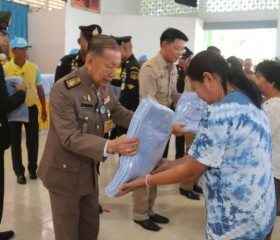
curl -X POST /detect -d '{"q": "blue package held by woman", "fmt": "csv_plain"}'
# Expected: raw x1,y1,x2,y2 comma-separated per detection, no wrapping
173,92,208,134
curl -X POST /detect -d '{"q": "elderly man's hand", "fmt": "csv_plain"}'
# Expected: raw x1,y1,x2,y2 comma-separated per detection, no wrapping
107,134,139,156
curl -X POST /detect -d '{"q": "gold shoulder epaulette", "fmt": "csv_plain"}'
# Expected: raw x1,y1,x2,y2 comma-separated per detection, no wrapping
64,77,81,89
146,58,157,67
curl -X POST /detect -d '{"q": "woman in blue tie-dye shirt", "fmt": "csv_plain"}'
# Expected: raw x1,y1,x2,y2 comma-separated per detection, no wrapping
119,50,276,240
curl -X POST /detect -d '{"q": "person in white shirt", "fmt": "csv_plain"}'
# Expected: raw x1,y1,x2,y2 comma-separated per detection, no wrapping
255,59,280,239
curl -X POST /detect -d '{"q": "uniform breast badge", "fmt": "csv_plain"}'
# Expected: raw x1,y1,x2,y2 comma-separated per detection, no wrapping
99,105,106,114
104,119,113,134
130,68,139,80
103,95,111,104
121,70,127,90
127,84,135,90
172,72,178,78
104,109,114,134
121,82,125,91
81,94,93,108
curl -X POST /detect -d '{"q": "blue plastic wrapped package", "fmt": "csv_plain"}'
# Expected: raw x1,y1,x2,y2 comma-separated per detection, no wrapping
105,97,174,197
173,92,208,134
5,76,29,123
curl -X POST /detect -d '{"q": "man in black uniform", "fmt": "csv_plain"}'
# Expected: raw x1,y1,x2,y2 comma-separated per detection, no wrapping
111,36,140,136
0,11,27,240
54,24,102,82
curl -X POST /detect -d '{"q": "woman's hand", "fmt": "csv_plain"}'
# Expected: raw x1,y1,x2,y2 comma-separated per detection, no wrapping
152,159,172,174
116,176,145,197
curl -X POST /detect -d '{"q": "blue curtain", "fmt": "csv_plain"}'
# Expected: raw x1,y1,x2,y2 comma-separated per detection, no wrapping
0,0,29,58
0,0,29,41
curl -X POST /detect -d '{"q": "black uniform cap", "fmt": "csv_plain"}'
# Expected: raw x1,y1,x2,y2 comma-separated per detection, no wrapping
0,11,11,35
79,24,102,41
180,47,193,59
111,35,132,46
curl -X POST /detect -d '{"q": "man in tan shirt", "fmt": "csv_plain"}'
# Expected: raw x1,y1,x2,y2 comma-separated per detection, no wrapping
133,28,188,232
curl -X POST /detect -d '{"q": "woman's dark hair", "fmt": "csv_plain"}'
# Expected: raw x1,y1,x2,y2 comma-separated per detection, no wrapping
226,56,244,78
186,51,262,108
255,59,280,91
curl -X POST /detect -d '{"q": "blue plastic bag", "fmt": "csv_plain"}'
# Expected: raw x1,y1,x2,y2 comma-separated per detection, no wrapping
173,92,208,134
5,76,29,123
105,97,174,197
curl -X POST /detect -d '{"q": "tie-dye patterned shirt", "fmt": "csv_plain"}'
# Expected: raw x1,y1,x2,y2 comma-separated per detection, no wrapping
189,91,276,240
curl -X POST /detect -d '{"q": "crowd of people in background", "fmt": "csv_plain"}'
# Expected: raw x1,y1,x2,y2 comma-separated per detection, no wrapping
0,9,280,240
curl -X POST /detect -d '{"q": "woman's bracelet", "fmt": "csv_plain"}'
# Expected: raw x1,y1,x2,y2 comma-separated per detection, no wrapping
145,174,151,187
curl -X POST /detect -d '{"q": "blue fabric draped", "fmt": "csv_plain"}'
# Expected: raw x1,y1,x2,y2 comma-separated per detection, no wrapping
105,98,174,197
0,0,29,52
5,76,29,122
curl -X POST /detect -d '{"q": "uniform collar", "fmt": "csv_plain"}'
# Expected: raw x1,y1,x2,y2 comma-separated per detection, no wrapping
122,54,135,65
127,54,135,62
76,51,85,63
77,65,102,91
10,57,28,68
156,52,175,72
9,58,29,76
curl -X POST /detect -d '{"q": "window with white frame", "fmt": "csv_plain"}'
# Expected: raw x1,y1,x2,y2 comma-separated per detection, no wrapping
8,0,65,11
140,0,279,16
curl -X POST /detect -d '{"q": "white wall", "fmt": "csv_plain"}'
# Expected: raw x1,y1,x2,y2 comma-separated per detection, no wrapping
30,0,280,73
64,0,204,60
277,7,280,57
102,15,204,60
193,18,205,54
101,0,140,15
65,2,102,54
28,9,65,74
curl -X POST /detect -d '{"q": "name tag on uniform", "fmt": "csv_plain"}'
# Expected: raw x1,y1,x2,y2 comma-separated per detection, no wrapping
104,119,114,134
81,103,93,108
